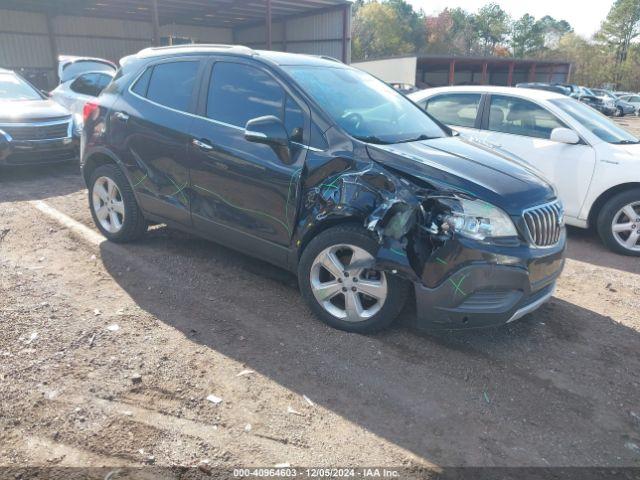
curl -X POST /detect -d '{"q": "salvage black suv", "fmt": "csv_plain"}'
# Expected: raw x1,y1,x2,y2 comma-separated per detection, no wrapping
81,45,565,332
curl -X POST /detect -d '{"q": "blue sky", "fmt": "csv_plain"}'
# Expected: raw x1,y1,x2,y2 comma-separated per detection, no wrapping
404,0,614,38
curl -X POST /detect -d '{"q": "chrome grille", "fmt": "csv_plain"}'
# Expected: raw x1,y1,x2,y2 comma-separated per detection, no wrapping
0,119,70,141
523,201,564,247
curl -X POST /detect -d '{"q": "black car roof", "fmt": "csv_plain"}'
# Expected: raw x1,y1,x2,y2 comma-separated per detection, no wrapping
120,44,345,70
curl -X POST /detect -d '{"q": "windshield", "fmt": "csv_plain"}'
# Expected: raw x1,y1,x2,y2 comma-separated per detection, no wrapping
284,66,446,144
0,73,42,101
551,98,639,144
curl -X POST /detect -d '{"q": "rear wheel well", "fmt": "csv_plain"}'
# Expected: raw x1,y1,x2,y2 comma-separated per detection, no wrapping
83,153,118,184
588,183,640,228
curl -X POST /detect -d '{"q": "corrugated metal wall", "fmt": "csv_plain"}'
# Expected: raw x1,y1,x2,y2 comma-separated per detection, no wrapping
0,10,52,70
0,5,349,89
234,7,351,63
0,8,233,87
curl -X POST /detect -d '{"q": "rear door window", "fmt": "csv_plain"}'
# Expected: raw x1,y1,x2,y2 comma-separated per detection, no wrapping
145,61,199,112
425,93,482,128
487,95,566,139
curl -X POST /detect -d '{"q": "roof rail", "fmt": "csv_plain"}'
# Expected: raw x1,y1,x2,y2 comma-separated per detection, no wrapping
317,55,343,64
137,44,256,57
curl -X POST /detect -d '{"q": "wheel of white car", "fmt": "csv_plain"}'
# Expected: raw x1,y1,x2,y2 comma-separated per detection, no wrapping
597,189,640,256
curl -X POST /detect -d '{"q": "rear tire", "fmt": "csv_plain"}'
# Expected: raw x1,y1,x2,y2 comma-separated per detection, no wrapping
596,189,640,256
298,224,409,333
88,164,147,242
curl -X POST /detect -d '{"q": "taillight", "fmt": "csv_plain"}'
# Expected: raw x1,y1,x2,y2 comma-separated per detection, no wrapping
83,101,99,123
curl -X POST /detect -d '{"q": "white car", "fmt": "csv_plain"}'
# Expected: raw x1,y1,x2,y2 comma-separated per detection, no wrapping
409,86,640,256
50,57,116,135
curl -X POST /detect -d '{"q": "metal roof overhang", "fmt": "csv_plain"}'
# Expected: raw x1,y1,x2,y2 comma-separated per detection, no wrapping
0,0,350,29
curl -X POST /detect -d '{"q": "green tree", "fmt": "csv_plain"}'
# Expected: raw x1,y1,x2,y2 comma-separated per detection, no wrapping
352,2,414,60
475,3,511,56
386,0,428,53
424,7,478,55
450,8,479,55
538,15,573,49
596,0,640,85
511,14,545,57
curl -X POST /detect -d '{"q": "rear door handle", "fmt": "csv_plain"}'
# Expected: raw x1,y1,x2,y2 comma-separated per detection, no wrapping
114,111,129,122
192,138,214,151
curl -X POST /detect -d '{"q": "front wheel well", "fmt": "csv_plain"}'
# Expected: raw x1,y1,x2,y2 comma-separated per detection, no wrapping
296,217,366,261
587,183,640,228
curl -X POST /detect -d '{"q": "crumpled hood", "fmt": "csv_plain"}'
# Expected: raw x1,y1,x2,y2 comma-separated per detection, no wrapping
0,99,70,123
366,136,555,215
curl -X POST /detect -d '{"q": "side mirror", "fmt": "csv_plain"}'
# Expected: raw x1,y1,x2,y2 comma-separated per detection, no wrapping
550,127,580,145
244,115,291,163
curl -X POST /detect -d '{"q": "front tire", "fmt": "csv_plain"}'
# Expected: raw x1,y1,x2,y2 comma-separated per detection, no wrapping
298,225,409,333
88,164,147,242
596,190,640,256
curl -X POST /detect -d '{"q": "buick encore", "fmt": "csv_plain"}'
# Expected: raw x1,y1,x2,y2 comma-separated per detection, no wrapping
81,45,565,332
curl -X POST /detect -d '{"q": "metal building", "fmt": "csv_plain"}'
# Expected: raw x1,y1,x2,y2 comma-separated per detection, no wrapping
354,54,571,88
0,0,352,89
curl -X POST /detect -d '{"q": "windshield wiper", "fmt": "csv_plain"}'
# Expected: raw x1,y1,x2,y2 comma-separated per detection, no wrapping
394,134,437,144
353,135,392,145
615,139,640,145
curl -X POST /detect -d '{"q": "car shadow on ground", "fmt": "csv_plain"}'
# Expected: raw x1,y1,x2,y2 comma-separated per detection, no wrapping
98,226,640,467
0,162,84,203
565,226,640,275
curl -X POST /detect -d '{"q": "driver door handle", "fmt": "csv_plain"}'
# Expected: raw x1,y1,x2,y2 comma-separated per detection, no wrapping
192,138,214,151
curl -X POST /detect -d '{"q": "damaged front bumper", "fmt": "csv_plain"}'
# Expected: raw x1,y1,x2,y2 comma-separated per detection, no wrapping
412,235,565,330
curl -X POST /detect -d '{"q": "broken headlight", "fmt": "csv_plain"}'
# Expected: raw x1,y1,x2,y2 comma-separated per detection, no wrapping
439,198,517,241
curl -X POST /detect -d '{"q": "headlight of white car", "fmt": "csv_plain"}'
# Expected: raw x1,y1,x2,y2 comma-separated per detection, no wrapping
439,197,518,241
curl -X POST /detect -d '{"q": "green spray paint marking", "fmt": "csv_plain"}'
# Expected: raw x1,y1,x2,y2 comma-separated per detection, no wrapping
170,181,188,196
449,273,468,297
320,177,341,190
133,174,148,187
193,184,291,235
435,257,448,265
390,248,405,256
166,176,188,204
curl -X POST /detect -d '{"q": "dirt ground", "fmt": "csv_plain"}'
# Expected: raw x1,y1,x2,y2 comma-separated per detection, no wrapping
1,117,640,477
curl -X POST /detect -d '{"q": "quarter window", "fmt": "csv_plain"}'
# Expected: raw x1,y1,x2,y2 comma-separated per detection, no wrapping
425,93,482,128
145,61,199,112
131,67,152,96
488,95,566,139
207,62,284,128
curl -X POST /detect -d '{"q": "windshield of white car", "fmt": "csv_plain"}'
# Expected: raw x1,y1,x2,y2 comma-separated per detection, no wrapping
551,98,639,144
0,73,42,101
283,66,446,144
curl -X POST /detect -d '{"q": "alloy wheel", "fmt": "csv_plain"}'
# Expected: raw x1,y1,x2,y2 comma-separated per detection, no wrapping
611,202,640,252
309,244,387,322
92,176,125,234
